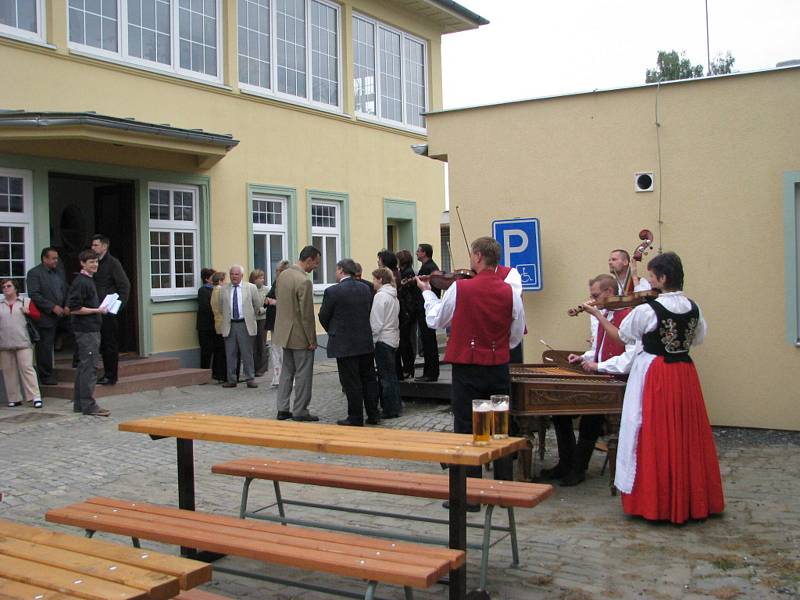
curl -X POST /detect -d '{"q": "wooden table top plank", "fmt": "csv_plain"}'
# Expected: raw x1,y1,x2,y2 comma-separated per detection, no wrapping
0,576,84,599
51,499,463,568
46,504,451,589
0,538,179,600
119,414,526,465
0,555,150,600
0,520,211,591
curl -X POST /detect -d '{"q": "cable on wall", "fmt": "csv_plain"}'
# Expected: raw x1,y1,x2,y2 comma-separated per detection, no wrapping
654,81,664,253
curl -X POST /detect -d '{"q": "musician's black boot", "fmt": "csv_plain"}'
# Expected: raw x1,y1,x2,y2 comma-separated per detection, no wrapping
559,440,596,487
540,416,575,480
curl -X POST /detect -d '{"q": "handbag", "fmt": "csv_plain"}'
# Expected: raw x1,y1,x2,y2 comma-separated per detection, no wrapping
23,299,40,343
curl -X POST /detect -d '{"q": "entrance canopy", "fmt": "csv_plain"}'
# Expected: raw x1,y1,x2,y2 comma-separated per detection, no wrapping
0,111,239,169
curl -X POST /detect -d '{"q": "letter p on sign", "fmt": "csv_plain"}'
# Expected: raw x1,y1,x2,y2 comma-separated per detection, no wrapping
503,229,528,266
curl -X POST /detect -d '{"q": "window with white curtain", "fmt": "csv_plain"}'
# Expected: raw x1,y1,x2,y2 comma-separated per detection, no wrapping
352,13,428,131
0,168,34,293
148,183,199,296
252,193,287,286
239,0,340,109
0,0,43,41
68,0,221,81
310,201,339,290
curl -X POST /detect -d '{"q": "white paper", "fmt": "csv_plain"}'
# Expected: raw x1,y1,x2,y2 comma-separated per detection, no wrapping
100,293,120,314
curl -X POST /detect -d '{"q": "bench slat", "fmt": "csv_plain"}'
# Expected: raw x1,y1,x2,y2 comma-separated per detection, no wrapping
0,537,179,600
172,590,231,600
0,555,150,600
0,576,85,600
213,458,554,508
0,519,210,590
46,499,462,590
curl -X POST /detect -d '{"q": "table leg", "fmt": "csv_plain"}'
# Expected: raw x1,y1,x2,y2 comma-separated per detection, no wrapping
177,438,195,557
449,464,466,600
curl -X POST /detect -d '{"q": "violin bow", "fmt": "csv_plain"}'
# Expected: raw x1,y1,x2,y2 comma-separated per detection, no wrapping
454,205,471,259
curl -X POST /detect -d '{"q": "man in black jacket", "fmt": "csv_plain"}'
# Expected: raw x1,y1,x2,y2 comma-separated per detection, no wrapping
415,243,440,382
318,259,379,426
90,234,131,385
26,247,69,385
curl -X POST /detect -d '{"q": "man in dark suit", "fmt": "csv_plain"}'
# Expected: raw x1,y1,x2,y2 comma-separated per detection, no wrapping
415,243,440,382
90,234,131,385
26,247,70,385
318,258,379,426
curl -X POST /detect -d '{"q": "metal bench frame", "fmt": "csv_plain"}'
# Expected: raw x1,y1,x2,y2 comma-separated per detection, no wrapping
237,477,521,591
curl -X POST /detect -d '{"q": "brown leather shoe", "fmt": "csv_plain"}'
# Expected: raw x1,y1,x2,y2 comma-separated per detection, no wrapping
246,380,258,388
222,382,237,388
85,408,111,417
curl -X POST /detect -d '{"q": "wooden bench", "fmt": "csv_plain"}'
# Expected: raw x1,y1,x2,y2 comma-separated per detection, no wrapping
211,458,554,590
46,497,464,600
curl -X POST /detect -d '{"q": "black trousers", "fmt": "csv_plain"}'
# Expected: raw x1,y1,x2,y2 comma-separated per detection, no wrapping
99,313,119,381
337,353,379,423
396,317,416,378
451,363,514,480
35,325,57,382
550,414,605,468
198,330,215,369
211,333,227,381
417,312,439,379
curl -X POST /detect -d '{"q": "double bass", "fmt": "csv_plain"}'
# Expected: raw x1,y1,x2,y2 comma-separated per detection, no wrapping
567,229,657,316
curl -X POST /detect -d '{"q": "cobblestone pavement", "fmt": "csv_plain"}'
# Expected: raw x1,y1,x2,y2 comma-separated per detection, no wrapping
0,361,798,599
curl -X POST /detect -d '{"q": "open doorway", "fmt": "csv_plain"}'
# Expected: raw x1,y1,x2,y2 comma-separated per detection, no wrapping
48,173,139,356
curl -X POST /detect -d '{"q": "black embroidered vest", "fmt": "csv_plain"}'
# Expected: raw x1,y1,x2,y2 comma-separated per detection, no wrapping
641,298,700,363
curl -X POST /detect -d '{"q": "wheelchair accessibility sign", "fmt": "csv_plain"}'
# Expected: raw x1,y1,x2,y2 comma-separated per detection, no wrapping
492,218,542,291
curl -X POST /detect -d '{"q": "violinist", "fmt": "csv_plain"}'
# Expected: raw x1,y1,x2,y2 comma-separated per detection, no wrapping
417,236,525,488
414,243,440,382
542,274,635,487
580,252,724,523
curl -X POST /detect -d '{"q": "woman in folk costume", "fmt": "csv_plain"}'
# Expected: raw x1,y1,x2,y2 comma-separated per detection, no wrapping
582,251,724,523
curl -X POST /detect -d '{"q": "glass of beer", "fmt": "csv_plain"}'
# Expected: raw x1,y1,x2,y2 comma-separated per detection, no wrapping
491,395,510,439
471,399,492,446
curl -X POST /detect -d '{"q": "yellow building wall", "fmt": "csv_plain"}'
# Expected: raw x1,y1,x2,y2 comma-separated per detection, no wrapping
1,0,451,351
427,68,800,430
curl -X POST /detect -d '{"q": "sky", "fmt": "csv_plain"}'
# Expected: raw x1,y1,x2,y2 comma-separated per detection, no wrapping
441,0,800,109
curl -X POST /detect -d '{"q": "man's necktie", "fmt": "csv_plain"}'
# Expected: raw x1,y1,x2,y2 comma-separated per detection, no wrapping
232,285,240,320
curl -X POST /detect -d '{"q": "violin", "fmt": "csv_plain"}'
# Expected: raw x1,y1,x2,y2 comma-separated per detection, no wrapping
400,269,476,290
567,229,658,317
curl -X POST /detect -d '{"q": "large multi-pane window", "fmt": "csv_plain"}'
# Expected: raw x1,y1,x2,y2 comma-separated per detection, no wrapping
238,0,340,109
0,169,33,293
68,0,220,80
252,193,287,286
148,184,199,296
352,13,428,130
310,201,339,289
0,0,43,40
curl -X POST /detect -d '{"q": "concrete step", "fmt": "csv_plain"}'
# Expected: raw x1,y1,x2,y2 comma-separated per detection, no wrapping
53,357,181,382
41,368,211,399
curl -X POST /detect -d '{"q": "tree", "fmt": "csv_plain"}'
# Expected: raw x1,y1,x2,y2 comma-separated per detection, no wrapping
645,50,736,83
645,50,703,83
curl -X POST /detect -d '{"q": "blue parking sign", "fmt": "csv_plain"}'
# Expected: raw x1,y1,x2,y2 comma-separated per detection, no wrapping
492,218,542,291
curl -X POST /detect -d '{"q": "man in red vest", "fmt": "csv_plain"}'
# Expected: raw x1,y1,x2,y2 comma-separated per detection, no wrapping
542,274,634,486
417,237,525,489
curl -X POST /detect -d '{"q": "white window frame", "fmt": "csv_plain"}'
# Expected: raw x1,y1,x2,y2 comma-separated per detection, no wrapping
0,167,35,294
67,0,223,84
0,0,45,42
148,182,200,297
310,200,340,292
251,193,288,287
352,12,428,133
238,0,343,112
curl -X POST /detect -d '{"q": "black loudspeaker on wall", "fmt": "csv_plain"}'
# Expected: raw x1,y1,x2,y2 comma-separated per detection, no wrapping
635,172,655,192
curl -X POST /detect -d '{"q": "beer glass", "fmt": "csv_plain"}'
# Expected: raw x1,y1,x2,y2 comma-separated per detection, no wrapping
491,394,510,439
471,399,492,446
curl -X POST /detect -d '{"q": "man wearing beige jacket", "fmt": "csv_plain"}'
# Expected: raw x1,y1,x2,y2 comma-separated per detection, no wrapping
219,264,264,388
273,246,321,421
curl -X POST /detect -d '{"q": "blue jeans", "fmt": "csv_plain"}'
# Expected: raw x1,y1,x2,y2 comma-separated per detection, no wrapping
374,342,402,417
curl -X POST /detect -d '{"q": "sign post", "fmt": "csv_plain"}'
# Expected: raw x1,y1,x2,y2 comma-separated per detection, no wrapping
492,218,542,291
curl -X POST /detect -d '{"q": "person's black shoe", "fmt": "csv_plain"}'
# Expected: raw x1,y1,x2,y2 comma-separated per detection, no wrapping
293,414,320,422
40,379,58,386
97,377,117,385
414,376,438,382
246,380,258,388
366,417,380,425
559,470,587,487
539,464,570,480
276,411,293,420
442,500,480,513
221,382,237,388
381,413,401,419
337,419,363,426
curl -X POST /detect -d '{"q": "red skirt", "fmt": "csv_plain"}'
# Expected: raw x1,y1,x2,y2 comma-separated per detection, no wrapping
621,357,725,524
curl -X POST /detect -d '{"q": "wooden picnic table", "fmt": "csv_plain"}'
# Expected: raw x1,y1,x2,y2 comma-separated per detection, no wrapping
119,412,527,600
0,518,211,599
